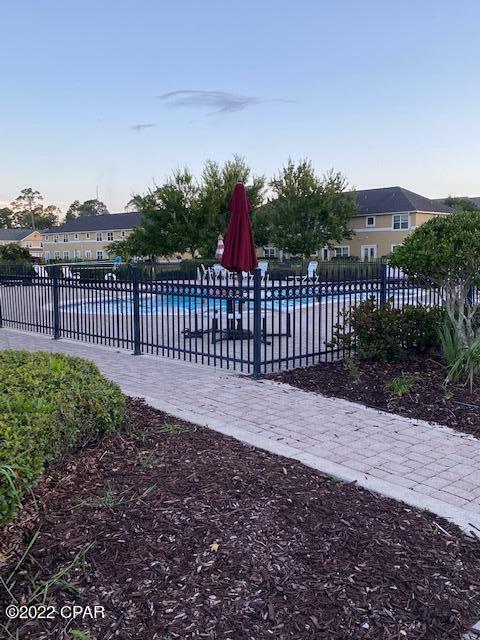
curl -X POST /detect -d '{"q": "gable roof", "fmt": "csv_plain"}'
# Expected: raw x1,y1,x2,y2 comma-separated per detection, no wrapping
355,186,454,215
43,212,142,234
0,228,36,241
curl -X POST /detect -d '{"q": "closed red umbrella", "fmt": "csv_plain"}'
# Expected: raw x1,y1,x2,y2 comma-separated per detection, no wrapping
221,182,258,273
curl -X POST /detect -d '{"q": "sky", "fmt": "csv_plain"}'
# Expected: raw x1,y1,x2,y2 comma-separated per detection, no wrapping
1,0,480,213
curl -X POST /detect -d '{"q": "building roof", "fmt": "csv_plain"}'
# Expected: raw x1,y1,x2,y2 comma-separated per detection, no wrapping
355,187,454,216
0,228,36,241
43,212,142,234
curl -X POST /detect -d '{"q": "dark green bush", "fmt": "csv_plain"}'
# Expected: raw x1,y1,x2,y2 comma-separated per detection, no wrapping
332,298,444,362
0,350,125,524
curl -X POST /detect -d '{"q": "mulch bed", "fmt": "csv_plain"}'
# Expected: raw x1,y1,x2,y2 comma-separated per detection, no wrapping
269,356,480,439
1,398,480,640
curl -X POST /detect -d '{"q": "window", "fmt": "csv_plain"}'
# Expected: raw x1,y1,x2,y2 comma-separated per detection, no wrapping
75,249,81,259
96,232,103,242
54,251,60,259
361,245,377,261
121,230,126,238
25,242,32,248
107,231,114,242
63,234,69,242
45,235,49,242
85,250,92,259
393,213,409,230
366,216,375,227
54,235,59,243
334,246,350,258
63,251,69,259
263,246,276,258
44,251,50,260
86,233,90,239
391,244,401,253
96,250,103,260
74,233,79,240
322,247,329,261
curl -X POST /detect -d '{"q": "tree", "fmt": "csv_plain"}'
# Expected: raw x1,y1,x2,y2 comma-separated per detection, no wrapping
41,205,61,228
126,181,187,260
198,156,266,256
444,196,480,214
268,160,356,257
10,188,43,229
390,212,480,349
0,207,13,229
65,200,81,221
251,204,273,249
77,199,109,217
107,236,140,261
160,168,205,258
125,198,141,212
0,243,32,263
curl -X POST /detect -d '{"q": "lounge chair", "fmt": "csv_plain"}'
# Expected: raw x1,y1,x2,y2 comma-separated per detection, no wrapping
61,266,80,280
302,260,318,283
198,264,211,281
33,264,51,280
258,260,269,283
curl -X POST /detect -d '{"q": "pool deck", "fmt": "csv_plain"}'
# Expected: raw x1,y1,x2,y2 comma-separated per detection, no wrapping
2,326,480,537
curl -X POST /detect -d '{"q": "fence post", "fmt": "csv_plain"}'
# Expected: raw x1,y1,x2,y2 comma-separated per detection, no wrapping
131,263,142,356
252,267,262,379
52,265,61,339
379,262,387,306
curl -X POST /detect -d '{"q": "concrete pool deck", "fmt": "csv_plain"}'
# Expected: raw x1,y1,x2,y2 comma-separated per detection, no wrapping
1,326,480,537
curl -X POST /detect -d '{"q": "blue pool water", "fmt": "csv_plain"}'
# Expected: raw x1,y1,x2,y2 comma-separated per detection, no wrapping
60,289,425,315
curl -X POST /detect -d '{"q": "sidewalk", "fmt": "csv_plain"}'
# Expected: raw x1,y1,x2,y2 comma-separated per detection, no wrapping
2,327,480,535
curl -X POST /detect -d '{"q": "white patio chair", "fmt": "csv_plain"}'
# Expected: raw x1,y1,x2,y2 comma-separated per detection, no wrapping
61,266,80,280
386,265,406,280
213,264,229,280
302,260,318,283
33,264,51,281
197,264,214,281
258,260,269,283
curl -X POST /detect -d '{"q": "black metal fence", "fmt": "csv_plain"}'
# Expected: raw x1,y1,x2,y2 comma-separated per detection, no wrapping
0,262,443,376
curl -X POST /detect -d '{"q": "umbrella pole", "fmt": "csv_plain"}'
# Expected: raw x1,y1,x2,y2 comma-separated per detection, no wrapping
236,270,242,331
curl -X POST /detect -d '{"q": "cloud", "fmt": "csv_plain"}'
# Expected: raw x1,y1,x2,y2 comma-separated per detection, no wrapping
130,123,157,133
157,90,291,115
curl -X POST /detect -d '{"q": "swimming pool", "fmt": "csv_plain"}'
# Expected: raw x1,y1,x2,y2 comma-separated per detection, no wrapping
59,288,427,315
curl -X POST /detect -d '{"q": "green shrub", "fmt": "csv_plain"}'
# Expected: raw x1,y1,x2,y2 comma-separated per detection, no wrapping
447,335,480,392
0,350,125,524
331,298,444,362
438,318,461,368
385,375,418,397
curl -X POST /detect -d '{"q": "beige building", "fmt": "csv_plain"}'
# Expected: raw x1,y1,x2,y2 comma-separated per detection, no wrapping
0,229,44,258
338,186,454,260
262,186,454,261
42,213,141,261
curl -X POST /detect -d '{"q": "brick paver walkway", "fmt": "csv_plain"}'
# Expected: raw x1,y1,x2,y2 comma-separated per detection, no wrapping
2,328,480,535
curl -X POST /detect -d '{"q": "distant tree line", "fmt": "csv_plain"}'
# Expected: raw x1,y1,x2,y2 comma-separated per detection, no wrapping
0,188,110,230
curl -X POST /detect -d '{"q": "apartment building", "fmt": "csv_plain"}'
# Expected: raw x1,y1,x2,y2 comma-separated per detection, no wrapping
42,213,142,261
0,229,44,258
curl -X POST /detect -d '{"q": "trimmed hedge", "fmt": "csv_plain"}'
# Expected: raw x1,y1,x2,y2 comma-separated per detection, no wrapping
0,350,125,524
